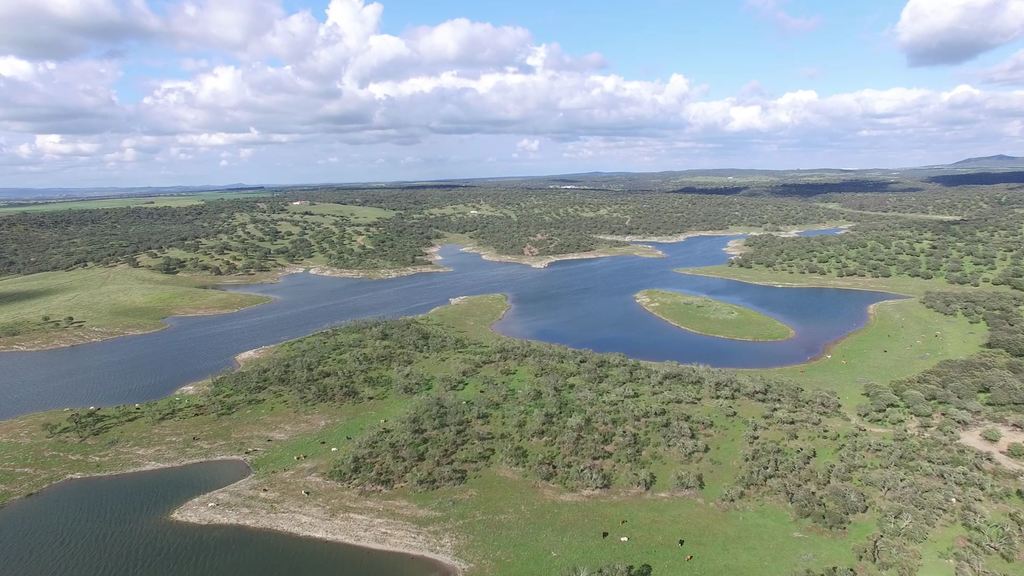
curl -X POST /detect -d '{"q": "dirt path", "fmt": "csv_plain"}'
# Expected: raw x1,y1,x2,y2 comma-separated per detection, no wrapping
959,426,1024,473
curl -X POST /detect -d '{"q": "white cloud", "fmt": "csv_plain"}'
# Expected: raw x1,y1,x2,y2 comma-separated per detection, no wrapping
165,0,284,53
18,135,101,159
0,57,124,134
980,49,1024,84
0,0,158,59
745,0,821,33
514,138,541,158
2,0,1024,185
896,0,1024,66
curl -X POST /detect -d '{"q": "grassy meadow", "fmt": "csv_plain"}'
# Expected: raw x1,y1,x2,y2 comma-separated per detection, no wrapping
635,289,793,341
0,191,270,215
0,267,268,350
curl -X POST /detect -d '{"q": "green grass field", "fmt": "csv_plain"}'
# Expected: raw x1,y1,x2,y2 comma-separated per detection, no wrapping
283,202,394,222
635,289,793,341
676,265,989,411
678,264,976,297
770,299,985,411
0,267,268,350
0,192,270,215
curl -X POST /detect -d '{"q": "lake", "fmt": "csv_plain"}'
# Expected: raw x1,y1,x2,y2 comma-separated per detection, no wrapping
0,460,454,576
0,232,900,420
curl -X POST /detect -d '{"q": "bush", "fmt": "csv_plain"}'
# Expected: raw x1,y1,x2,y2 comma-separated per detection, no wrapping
981,427,1003,443
1007,442,1024,459
672,470,705,491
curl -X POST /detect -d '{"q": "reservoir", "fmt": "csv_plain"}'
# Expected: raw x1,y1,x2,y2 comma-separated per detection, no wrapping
0,232,900,419
0,460,454,576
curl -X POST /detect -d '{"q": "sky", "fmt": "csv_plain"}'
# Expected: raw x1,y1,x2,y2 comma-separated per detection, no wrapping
1,0,1024,187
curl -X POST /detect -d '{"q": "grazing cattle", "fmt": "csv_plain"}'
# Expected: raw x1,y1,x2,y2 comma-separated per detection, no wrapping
686,555,693,561
620,537,629,542
678,539,685,547
602,532,609,539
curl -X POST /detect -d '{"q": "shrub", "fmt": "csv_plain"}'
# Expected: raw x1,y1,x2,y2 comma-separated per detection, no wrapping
672,470,705,491
981,427,1003,443
1007,442,1024,459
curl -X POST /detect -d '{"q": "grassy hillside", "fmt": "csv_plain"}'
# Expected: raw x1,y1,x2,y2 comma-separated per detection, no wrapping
3,293,1019,575
0,267,268,350
0,191,268,214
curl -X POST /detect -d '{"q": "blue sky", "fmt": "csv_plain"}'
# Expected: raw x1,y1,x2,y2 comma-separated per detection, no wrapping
1,0,1024,186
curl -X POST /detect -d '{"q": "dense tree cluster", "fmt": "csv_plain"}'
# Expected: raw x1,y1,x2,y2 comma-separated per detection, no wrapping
0,198,438,277
296,187,848,257
0,202,245,275
854,291,1024,429
740,392,1023,576
43,313,1024,574
733,212,1024,290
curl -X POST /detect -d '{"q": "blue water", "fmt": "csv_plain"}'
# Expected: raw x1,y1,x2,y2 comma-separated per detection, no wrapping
0,231,899,420
0,460,454,576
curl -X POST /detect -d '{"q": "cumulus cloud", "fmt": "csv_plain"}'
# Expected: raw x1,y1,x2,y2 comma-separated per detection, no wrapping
17,135,101,159
1,0,1024,185
896,0,1024,66
0,0,158,60
0,57,125,134
514,138,541,158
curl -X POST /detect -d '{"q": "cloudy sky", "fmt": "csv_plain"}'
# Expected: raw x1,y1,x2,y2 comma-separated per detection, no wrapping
2,0,1024,187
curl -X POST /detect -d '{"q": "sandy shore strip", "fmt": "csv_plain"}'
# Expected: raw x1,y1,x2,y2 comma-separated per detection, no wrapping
306,245,451,279
596,224,851,244
458,243,663,268
172,473,467,574
20,457,466,574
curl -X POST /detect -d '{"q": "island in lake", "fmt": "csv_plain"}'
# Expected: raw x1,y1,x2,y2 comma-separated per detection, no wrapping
3,162,1024,576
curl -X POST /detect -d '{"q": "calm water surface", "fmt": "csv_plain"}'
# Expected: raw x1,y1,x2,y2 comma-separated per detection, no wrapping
0,231,900,419
0,460,453,576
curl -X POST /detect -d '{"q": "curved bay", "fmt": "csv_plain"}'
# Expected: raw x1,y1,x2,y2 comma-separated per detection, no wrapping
0,232,901,419
0,460,453,576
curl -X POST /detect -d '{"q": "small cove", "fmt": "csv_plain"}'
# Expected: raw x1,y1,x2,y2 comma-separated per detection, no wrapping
0,460,455,576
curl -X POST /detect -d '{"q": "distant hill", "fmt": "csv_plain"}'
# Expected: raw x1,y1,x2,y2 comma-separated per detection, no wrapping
948,155,1024,169
0,184,264,202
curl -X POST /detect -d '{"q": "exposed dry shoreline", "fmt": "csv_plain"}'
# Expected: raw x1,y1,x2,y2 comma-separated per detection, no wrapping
595,224,847,244
2,228,836,352
306,245,451,279
20,457,464,574
458,242,662,268
172,473,466,574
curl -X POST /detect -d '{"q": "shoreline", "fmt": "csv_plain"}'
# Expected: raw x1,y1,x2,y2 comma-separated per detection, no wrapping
171,472,466,574
0,296,272,354
675,267,919,297
799,299,889,367
0,227,848,353
5,457,465,574
595,223,850,245
458,243,663,268
0,248,449,353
